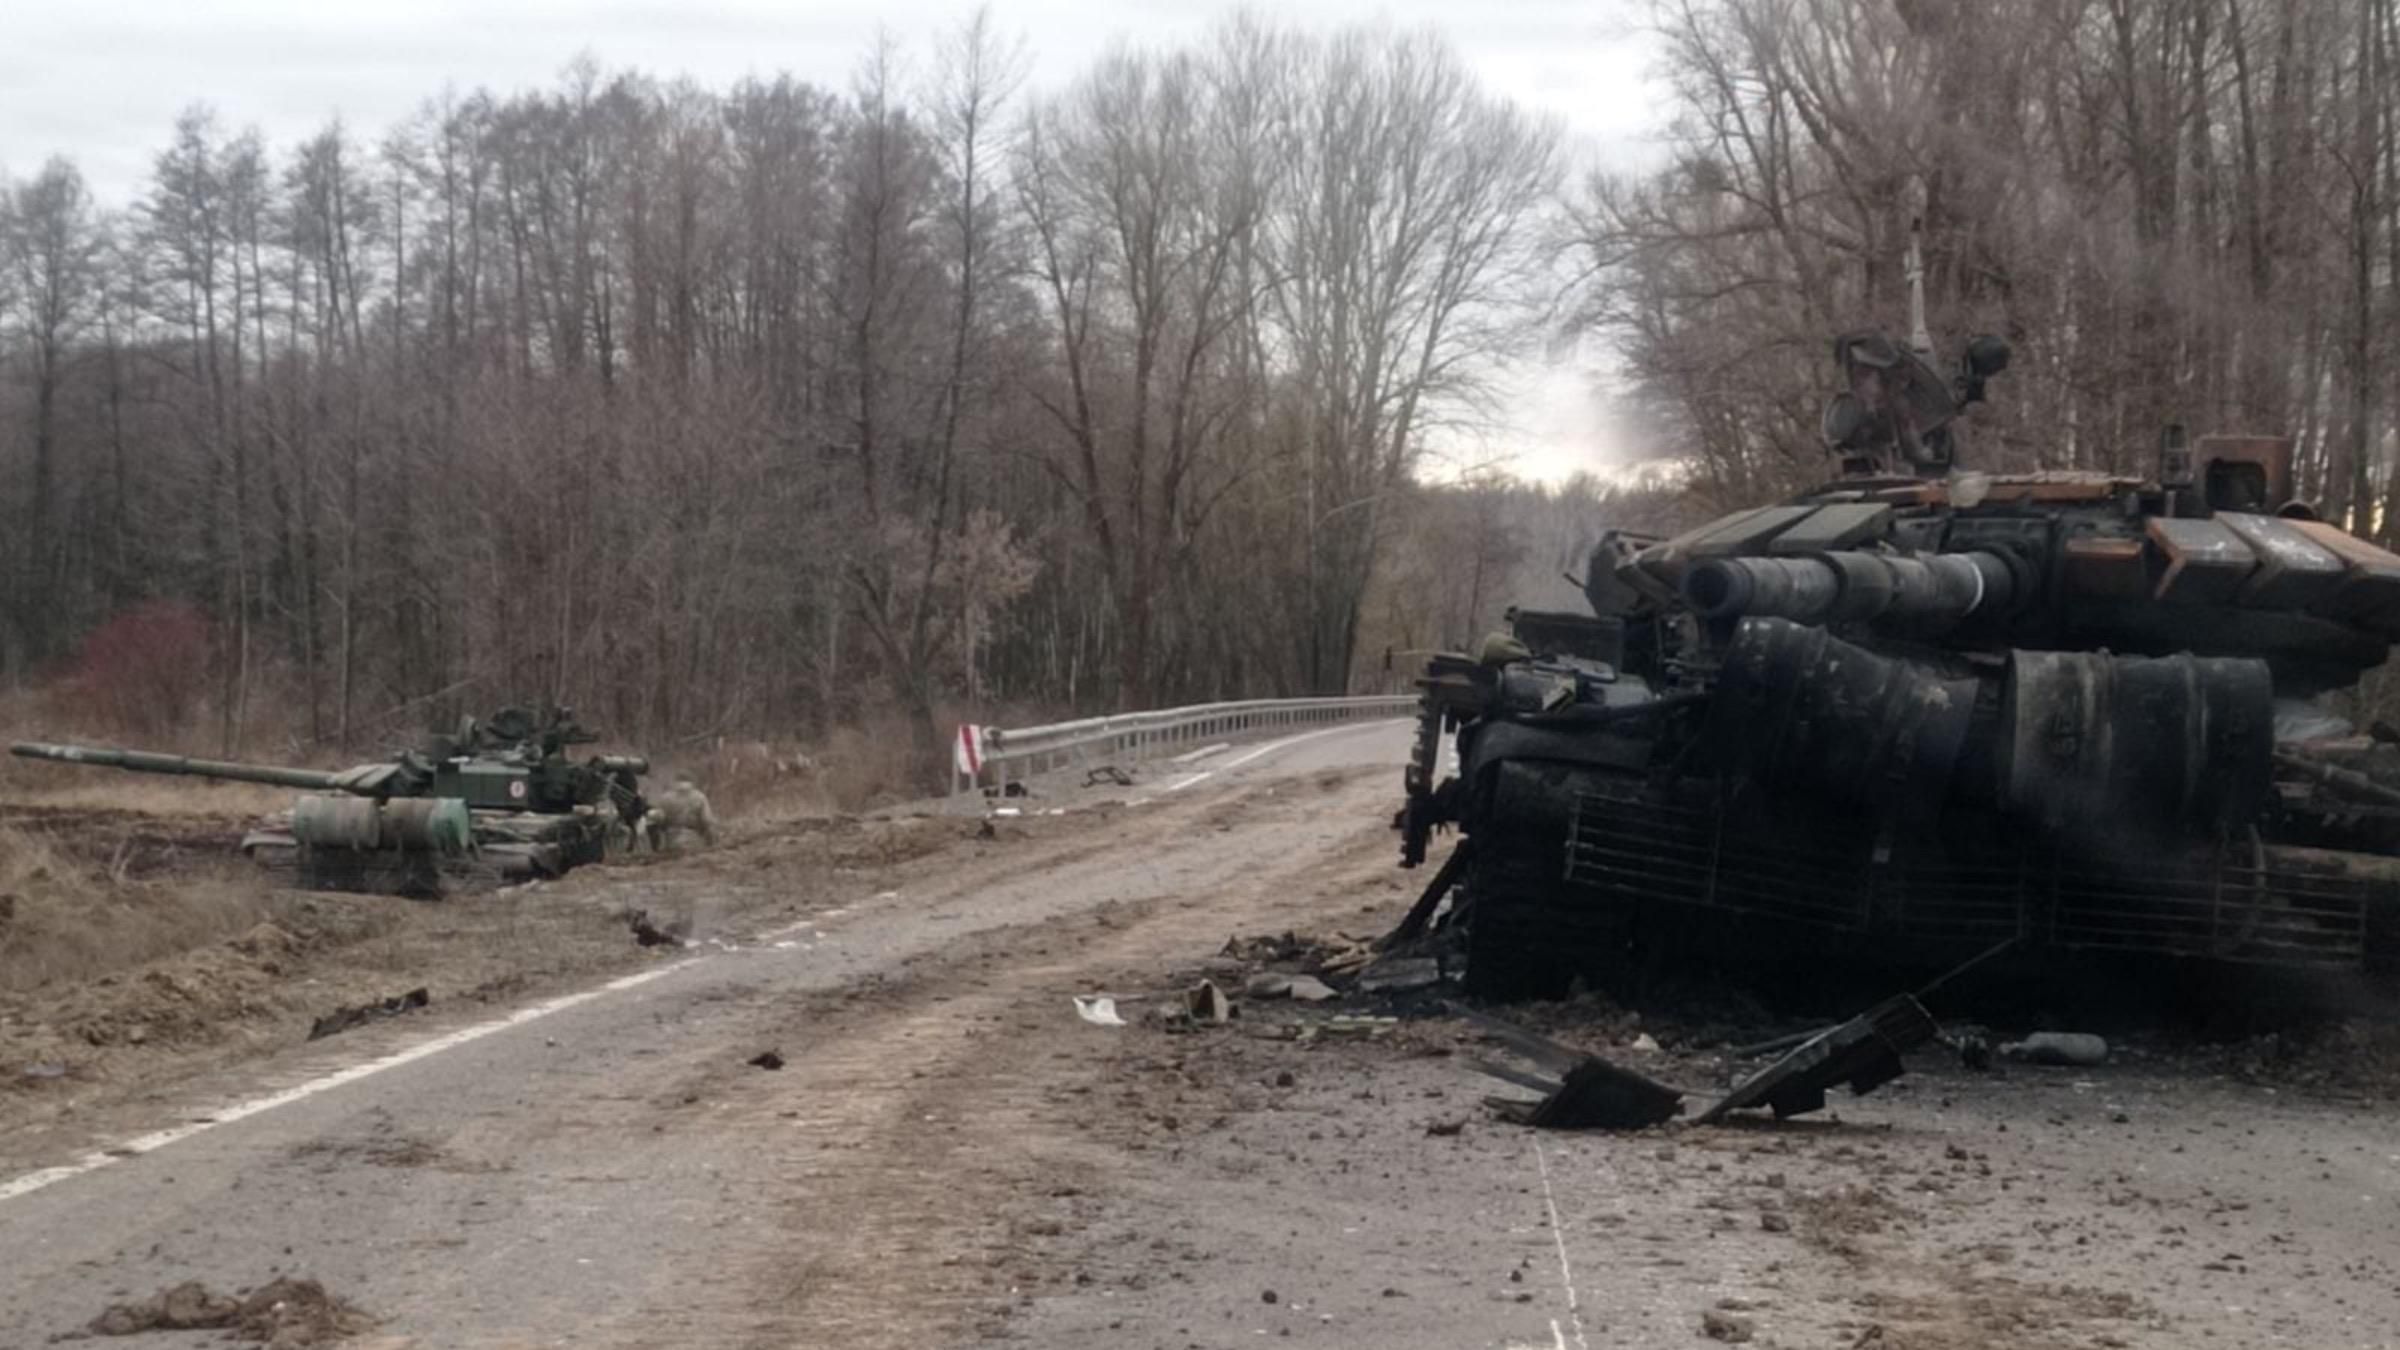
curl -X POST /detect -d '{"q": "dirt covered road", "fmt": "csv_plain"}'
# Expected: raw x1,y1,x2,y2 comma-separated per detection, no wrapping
4,722,2398,1349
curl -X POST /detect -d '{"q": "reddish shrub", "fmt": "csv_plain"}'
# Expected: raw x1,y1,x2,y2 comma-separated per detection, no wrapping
63,601,213,739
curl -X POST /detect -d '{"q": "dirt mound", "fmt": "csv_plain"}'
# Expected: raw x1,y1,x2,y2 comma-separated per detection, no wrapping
2,920,315,1083
89,1277,374,1346
0,803,247,878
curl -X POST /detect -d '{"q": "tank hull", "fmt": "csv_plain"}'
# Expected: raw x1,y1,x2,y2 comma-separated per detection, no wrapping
1452,751,2400,1000
240,805,626,898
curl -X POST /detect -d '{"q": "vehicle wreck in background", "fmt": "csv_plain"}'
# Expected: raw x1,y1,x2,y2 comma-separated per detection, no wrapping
10,706,649,895
1396,252,2400,999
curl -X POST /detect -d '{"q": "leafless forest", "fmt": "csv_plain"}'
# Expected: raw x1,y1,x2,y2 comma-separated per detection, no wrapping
1583,0,2400,512
2,0,2396,777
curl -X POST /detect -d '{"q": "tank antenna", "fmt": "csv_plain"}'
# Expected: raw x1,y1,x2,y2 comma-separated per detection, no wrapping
1905,208,1932,362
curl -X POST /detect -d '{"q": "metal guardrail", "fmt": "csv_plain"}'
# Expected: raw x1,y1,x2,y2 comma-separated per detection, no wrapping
956,695,1416,795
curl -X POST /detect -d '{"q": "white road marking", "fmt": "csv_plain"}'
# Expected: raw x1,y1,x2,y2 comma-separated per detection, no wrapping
1531,1136,1591,1350
1169,741,1232,764
1218,719,1401,773
0,959,701,1206
1123,719,1398,800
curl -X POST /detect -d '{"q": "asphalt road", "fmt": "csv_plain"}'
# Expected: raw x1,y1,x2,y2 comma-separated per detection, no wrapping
0,720,1415,1348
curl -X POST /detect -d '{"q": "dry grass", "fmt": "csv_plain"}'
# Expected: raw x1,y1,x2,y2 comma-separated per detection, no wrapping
0,824,289,997
657,711,950,822
0,775,291,816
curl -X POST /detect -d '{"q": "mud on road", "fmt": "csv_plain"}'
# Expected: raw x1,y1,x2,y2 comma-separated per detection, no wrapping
5,730,2399,1349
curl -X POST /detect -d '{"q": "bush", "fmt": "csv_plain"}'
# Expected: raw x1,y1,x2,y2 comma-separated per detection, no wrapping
63,601,213,740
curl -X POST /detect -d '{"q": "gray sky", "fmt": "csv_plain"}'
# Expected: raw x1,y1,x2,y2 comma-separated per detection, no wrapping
0,0,1667,480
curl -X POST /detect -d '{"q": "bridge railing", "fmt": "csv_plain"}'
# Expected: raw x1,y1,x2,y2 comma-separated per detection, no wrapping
955,695,1414,795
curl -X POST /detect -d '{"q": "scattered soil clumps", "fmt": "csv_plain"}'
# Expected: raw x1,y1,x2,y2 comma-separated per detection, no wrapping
88,1277,374,1347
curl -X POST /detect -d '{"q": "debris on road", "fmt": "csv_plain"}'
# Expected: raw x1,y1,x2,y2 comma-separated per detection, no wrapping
1696,995,1937,1124
89,1277,374,1346
1085,765,1135,787
1187,979,1234,1024
1072,995,1127,1027
1217,928,1381,1003
2001,1031,2110,1066
1243,972,1335,1002
306,987,430,1041
1311,1015,1398,1038
626,908,682,947
1700,1308,1756,1343
19,1060,68,1080
748,1050,785,1070
1458,1005,1683,1129
1354,955,1442,994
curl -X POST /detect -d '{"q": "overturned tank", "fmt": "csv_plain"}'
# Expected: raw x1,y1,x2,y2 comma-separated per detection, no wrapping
10,706,648,896
1396,272,2400,998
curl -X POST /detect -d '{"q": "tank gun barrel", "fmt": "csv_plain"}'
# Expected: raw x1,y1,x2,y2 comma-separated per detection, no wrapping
1682,550,2018,630
10,741,352,792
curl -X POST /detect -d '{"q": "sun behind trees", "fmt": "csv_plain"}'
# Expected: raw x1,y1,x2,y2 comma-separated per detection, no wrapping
0,13,1570,778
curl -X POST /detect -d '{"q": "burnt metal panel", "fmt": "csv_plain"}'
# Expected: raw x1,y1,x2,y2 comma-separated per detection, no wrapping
1685,504,1820,558
1694,996,1936,1122
2146,517,2257,602
1767,502,1894,554
2218,512,2348,608
2287,519,2400,623
1635,504,1818,595
2061,535,2151,598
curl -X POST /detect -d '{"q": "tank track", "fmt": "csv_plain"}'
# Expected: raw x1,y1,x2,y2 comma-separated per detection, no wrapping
1400,654,1484,866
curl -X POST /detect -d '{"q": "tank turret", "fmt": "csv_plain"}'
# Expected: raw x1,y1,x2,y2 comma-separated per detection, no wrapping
1392,214,2400,999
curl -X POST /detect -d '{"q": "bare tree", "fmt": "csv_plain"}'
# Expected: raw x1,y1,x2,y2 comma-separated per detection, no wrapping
1,157,106,671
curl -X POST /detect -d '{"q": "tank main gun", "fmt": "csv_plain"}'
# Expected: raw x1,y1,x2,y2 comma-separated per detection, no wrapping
1681,550,2022,631
9,742,416,796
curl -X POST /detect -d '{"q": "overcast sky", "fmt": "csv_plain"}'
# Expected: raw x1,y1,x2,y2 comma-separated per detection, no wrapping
0,0,1667,481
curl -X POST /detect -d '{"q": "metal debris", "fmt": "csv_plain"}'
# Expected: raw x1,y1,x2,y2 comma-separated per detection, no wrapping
1695,994,1937,1123
307,987,430,1042
1355,956,1443,994
1186,979,1233,1024
2000,1031,2109,1065
1457,1005,1683,1130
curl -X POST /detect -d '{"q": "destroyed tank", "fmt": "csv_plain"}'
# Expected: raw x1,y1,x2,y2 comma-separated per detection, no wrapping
1397,254,2400,999
10,706,648,896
